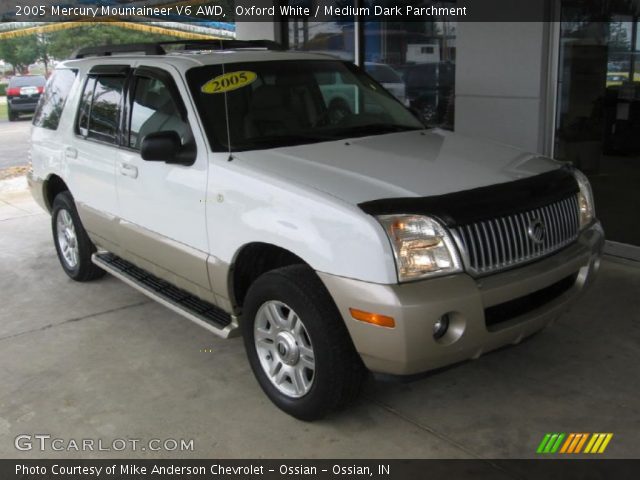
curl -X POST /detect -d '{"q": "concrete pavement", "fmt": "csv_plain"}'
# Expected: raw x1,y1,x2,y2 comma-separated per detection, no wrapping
0,119,31,169
1,182,639,461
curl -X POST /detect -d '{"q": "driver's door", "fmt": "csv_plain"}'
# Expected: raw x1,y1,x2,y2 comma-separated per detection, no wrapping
115,65,212,297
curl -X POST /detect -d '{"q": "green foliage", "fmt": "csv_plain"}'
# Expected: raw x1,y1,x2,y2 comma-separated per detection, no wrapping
45,24,185,60
0,24,188,69
0,35,42,73
0,84,6,96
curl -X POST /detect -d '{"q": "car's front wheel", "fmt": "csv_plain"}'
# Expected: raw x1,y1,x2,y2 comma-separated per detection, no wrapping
51,191,105,282
242,265,366,421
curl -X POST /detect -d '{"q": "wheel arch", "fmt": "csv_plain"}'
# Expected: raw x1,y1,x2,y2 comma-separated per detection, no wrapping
43,174,71,213
229,242,309,313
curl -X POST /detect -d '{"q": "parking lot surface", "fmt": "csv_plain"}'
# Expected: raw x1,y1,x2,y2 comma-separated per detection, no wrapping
1,183,639,461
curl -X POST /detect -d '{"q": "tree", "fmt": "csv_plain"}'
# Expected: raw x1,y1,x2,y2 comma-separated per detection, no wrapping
0,35,41,74
46,25,186,60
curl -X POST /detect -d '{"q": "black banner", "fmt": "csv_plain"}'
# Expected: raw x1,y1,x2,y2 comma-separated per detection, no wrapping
2,460,640,480
2,0,640,23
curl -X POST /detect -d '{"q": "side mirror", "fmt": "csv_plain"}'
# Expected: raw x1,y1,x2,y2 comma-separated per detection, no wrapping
140,131,195,165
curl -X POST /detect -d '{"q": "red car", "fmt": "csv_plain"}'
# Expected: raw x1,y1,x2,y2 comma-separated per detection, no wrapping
6,75,46,121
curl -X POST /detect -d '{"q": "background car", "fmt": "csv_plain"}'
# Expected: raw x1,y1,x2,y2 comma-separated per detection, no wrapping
6,75,46,121
364,62,407,105
400,62,455,127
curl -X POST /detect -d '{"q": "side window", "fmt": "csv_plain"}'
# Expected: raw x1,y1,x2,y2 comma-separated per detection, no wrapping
76,75,124,144
33,69,77,130
128,75,193,150
88,76,125,144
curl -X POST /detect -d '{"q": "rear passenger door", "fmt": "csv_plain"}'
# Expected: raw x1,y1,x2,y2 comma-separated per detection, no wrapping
115,66,211,297
68,65,128,252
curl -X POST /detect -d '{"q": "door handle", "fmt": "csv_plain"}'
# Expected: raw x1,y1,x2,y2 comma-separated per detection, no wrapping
64,147,78,159
118,163,138,179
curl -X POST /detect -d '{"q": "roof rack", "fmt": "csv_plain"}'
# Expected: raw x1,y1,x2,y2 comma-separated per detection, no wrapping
71,40,284,59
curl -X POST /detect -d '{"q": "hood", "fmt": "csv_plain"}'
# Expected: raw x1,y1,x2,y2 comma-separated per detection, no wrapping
235,129,562,205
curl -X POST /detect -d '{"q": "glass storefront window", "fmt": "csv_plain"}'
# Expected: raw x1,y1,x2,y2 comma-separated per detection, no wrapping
283,2,456,130
285,0,355,62
556,5,640,246
362,19,456,129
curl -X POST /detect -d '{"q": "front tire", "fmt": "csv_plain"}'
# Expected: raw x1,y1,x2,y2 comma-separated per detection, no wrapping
242,265,366,421
51,191,105,282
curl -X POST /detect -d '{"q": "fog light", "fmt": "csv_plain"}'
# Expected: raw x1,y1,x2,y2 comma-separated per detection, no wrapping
433,314,450,339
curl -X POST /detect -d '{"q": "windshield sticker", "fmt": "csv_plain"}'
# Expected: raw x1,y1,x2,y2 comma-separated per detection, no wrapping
201,71,257,94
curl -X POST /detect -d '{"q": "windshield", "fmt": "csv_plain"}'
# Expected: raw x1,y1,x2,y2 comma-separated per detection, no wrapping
186,60,423,152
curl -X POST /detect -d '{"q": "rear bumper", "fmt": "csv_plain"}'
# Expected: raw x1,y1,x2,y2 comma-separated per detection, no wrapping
8,101,38,113
27,171,48,212
319,221,604,375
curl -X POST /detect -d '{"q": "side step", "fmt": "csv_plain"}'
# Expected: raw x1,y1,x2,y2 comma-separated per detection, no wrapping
92,252,239,338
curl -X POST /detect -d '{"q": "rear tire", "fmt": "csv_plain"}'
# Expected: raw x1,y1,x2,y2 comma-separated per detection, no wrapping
242,265,366,421
7,108,17,121
51,191,105,282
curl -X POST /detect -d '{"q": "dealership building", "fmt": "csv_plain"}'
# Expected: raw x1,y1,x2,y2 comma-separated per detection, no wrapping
236,0,640,259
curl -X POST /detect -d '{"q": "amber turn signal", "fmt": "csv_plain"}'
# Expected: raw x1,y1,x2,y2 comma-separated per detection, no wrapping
349,308,396,328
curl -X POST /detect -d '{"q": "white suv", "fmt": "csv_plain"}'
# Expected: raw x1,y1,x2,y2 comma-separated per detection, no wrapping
28,40,604,420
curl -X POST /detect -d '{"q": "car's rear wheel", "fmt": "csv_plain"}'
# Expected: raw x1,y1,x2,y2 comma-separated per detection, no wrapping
242,265,366,421
7,108,17,122
51,191,105,282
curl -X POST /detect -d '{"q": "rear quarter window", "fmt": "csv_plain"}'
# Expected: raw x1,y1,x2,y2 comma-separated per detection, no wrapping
33,69,78,131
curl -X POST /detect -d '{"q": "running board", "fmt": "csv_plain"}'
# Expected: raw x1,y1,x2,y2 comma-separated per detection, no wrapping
92,252,239,338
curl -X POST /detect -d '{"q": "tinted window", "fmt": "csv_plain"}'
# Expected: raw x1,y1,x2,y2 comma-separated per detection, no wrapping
9,75,46,87
33,69,77,130
76,75,124,144
129,76,192,149
88,76,124,143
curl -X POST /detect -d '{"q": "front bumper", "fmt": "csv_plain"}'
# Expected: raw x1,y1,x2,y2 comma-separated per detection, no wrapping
319,222,604,375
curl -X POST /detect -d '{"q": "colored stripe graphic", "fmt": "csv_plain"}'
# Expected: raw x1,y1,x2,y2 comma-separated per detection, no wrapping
536,433,565,453
584,433,614,454
559,433,574,453
539,433,613,454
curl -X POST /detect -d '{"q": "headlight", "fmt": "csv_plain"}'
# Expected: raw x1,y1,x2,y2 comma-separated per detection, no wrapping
573,169,595,229
378,215,462,282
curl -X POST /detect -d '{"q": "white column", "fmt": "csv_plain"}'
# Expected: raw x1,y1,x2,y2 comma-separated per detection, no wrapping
454,15,552,154
235,21,281,41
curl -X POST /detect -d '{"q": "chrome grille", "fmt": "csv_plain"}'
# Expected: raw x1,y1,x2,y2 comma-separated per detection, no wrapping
451,195,580,276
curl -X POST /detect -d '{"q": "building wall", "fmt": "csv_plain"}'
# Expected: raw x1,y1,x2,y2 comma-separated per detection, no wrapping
454,2,553,154
235,21,280,42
